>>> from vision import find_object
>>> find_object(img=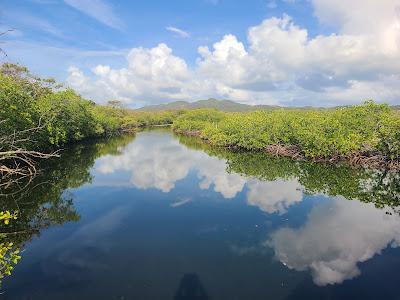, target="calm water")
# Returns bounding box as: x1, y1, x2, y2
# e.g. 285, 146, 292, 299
1, 129, 400, 300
